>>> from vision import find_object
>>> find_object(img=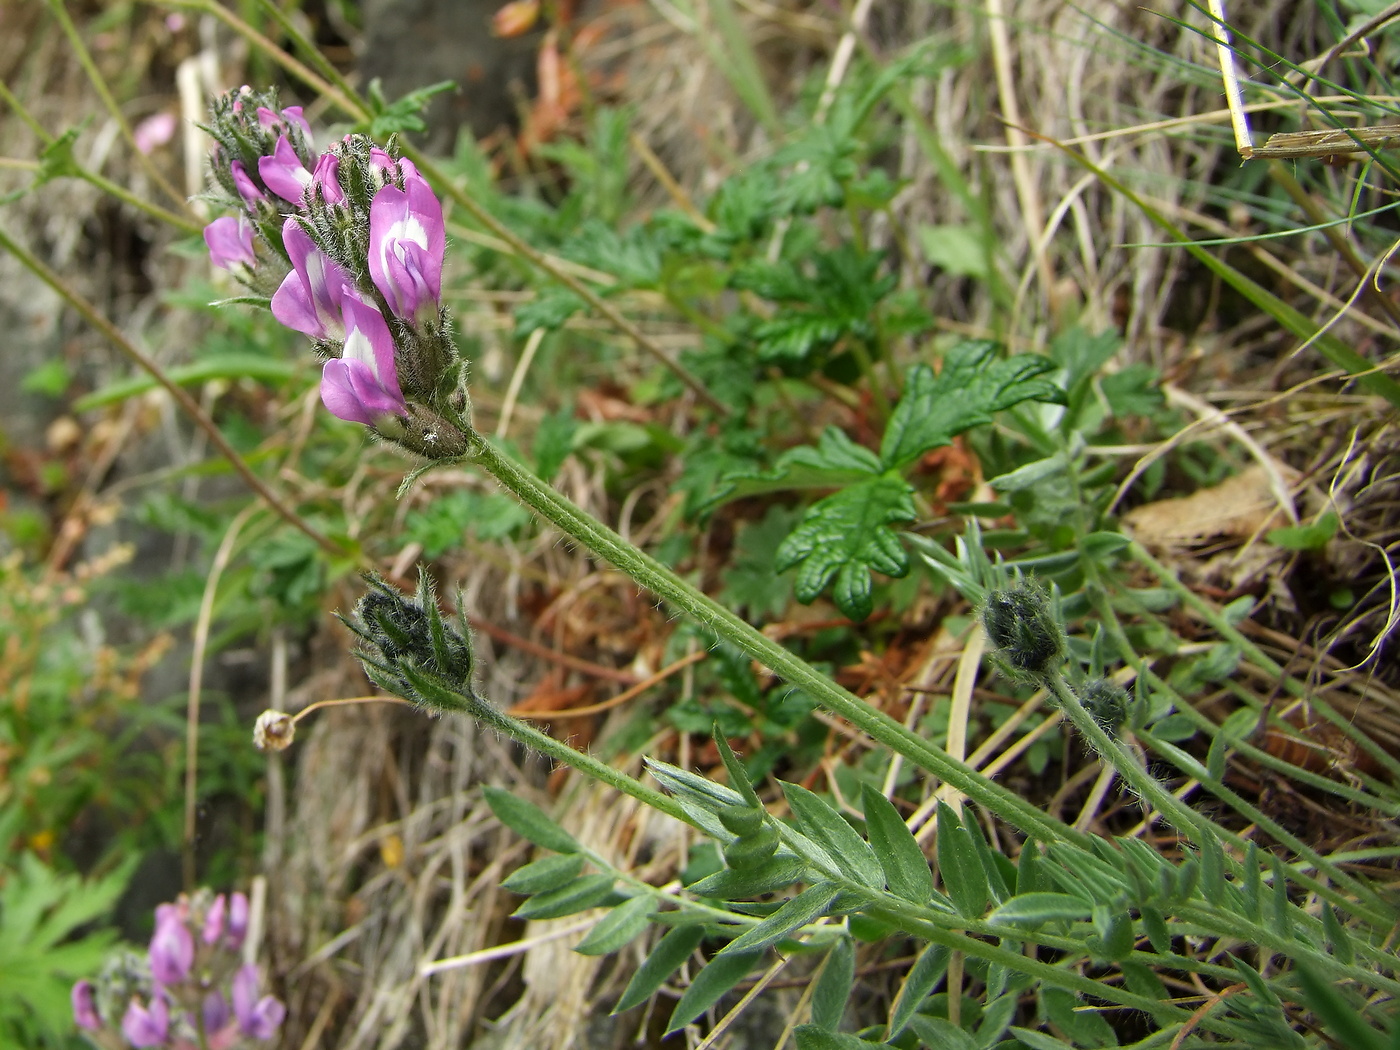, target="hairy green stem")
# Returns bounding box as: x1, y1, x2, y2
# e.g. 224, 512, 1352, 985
1072, 580, 1394, 924
453, 425, 1086, 848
